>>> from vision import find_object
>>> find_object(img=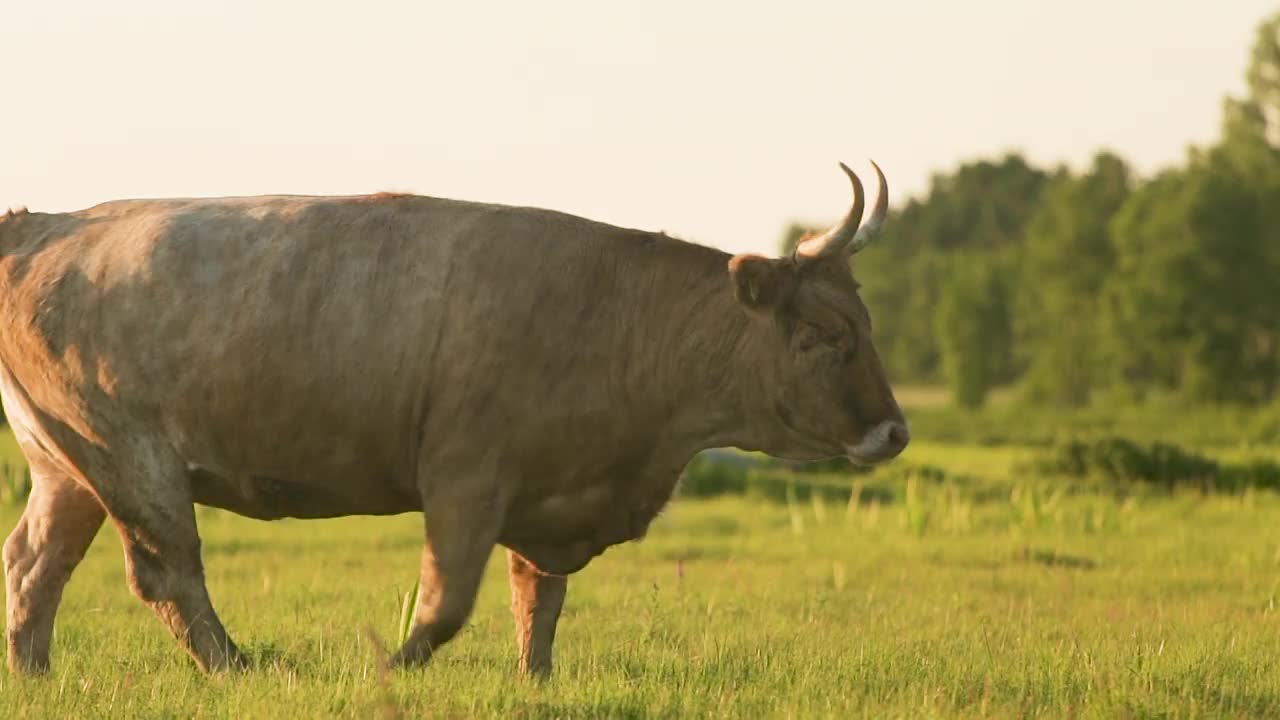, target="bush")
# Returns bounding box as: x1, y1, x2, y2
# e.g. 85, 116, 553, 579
771, 456, 873, 475
905, 402, 1280, 448
678, 455, 749, 498
0, 462, 29, 504
679, 453, 941, 505
1036, 437, 1280, 492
